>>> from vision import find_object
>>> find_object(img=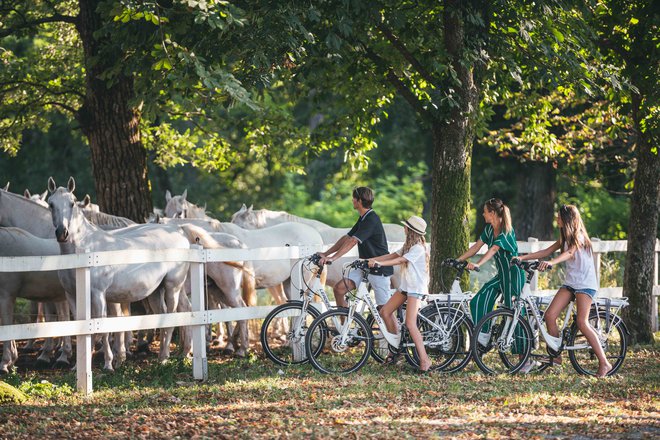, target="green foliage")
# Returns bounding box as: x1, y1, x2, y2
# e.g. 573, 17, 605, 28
559, 180, 630, 240
17, 379, 74, 399
281, 162, 427, 227
0, 381, 27, 404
